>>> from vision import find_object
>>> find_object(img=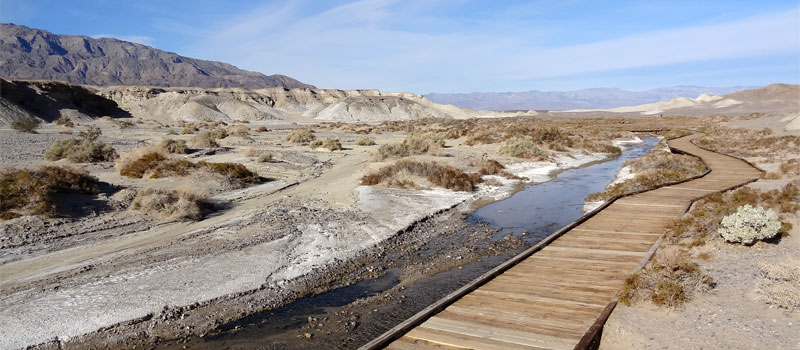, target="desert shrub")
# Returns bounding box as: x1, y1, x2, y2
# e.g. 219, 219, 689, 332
44, 126, 117, 163
0, 166, 99, 218
603, 145, 622, 155
131, 188, 211, 221
255, 126, 270, 132
78, 126, 102, 142
665, 183, 798, 246
257, 153, 273, 163
375, 143, 409, 159
498, 138, 548, 160
373, 134, 444, 160
322, 138, 343, 151
404, 133, 444, 154
119, 152, 169, 178
619, 248, 713, 307
529, 126, 573, 147
356, 138, 376, 146
197, 161, 260, 184
465, 131, 501, 146
11, 117, 41, 133
309, 139, 323, 148
159, 139, 188, 154
118, 148, 259, 184
586, 150, 707, 202
181, 125, 198, 134
54, 116, 74, 127
227, 125, 250, 136
472, 159, 523, 180
150, 159, 196, 178
362, 160, 480, 191
286, 129, 316, 143
191, 128, 228, 148
718, 205, 781, 245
